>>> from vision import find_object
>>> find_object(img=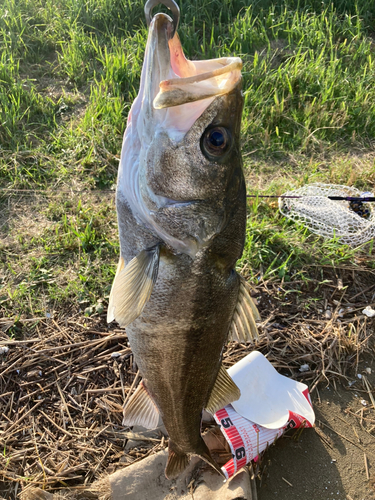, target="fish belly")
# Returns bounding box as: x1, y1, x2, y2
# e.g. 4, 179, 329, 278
126, 249, 239, 453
